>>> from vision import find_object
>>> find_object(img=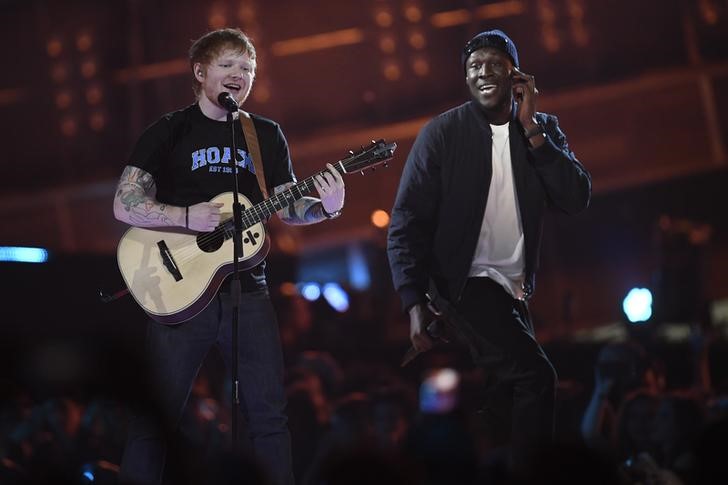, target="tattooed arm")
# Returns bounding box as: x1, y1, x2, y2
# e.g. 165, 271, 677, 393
113, 165, 181, 227
275, 183, 328, 225
113, 165, 223, 231
276, 163, 346, 225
